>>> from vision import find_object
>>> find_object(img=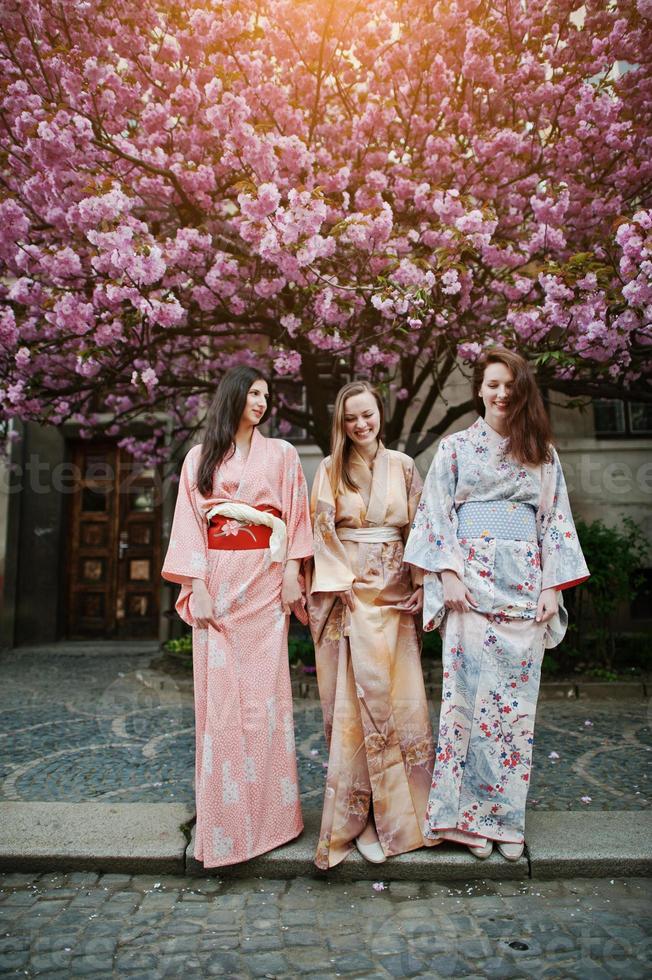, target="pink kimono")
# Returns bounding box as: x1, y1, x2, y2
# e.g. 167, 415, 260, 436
162, 429, 313, 867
